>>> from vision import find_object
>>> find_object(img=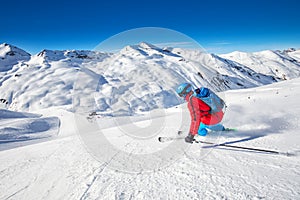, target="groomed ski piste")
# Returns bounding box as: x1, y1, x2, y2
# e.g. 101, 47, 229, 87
1, 77, 300, 199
